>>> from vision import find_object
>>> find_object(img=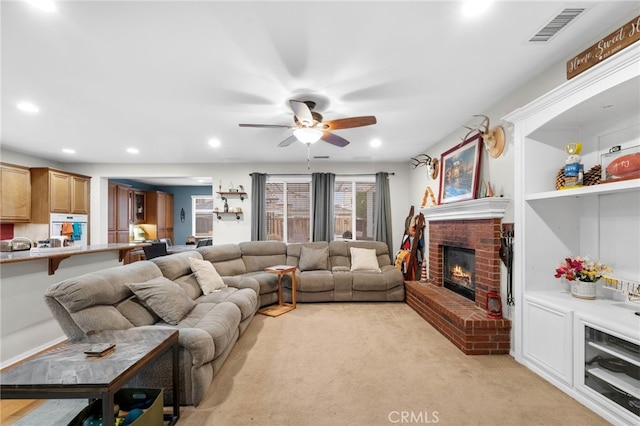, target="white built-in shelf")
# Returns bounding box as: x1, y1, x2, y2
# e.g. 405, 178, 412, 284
525, 179, 640, 201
